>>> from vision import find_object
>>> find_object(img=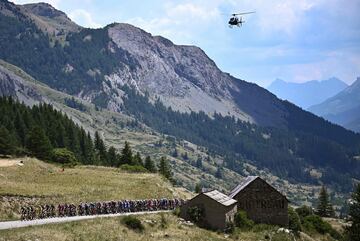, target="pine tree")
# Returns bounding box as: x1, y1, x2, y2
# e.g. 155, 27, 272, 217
0, 126, 15, 155
133, 152, 143, 166
195, 183, 201, 193
14, 112, 26, 146
83, 132, 95, 165
26, 126, 52, 160
120, 141, 133, 165
159, 157, 172, 180
346, 183, 360, 241
107, 146, 117, 166
316, 186, 334, 217
67, 125, 80, 156
94, 131, 107, 164
55, 123, 67, 148
145, 156, 156, 172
